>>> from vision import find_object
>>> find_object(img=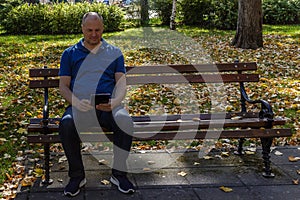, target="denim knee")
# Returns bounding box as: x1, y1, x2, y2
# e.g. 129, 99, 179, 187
59, 114, 77, 139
